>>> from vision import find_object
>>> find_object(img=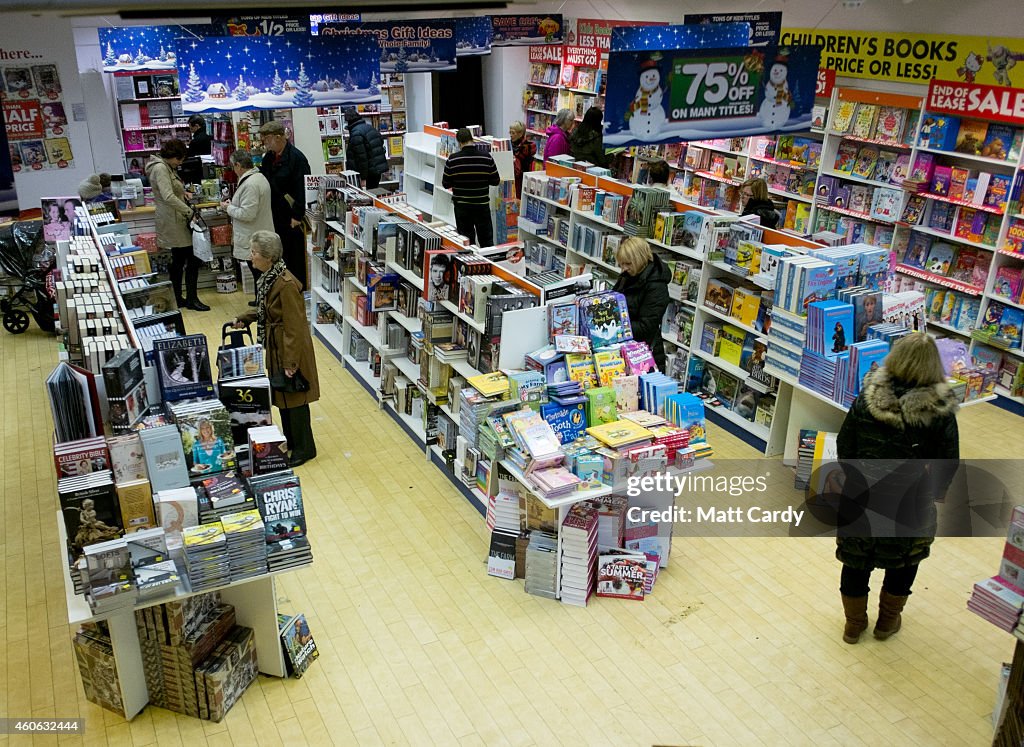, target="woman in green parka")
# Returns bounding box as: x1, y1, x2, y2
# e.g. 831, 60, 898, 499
835, 333, 960, 644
